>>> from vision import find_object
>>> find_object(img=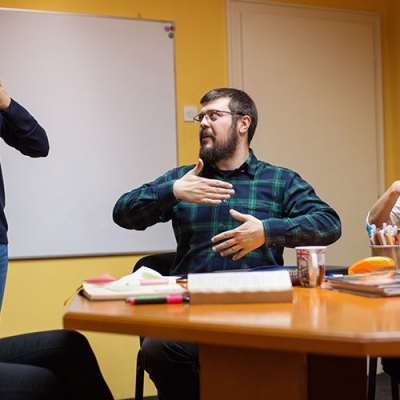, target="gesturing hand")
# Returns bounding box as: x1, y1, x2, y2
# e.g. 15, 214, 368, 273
0, 80, 11, 112
211, 209, 265, 260
173, 159, 234, 204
